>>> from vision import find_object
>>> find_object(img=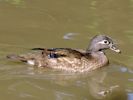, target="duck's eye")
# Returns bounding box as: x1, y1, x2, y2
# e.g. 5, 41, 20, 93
103, 40, 109, 44
98, 40, 110, 45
